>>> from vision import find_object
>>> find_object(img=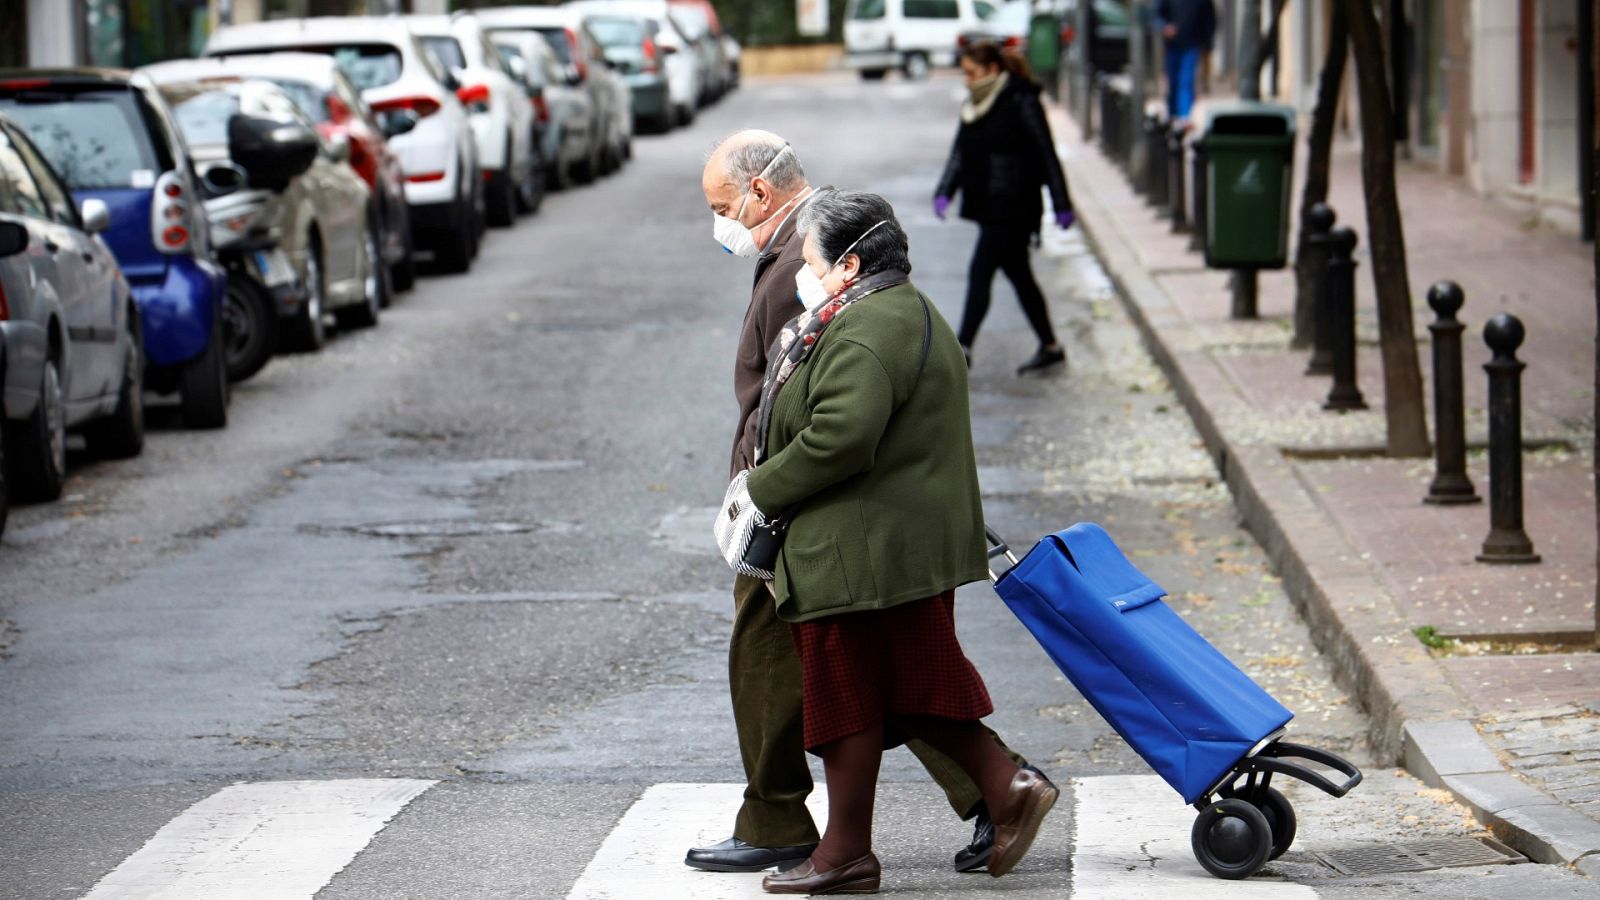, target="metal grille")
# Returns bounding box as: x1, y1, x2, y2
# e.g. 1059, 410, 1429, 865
1314, 838, 1525, 876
